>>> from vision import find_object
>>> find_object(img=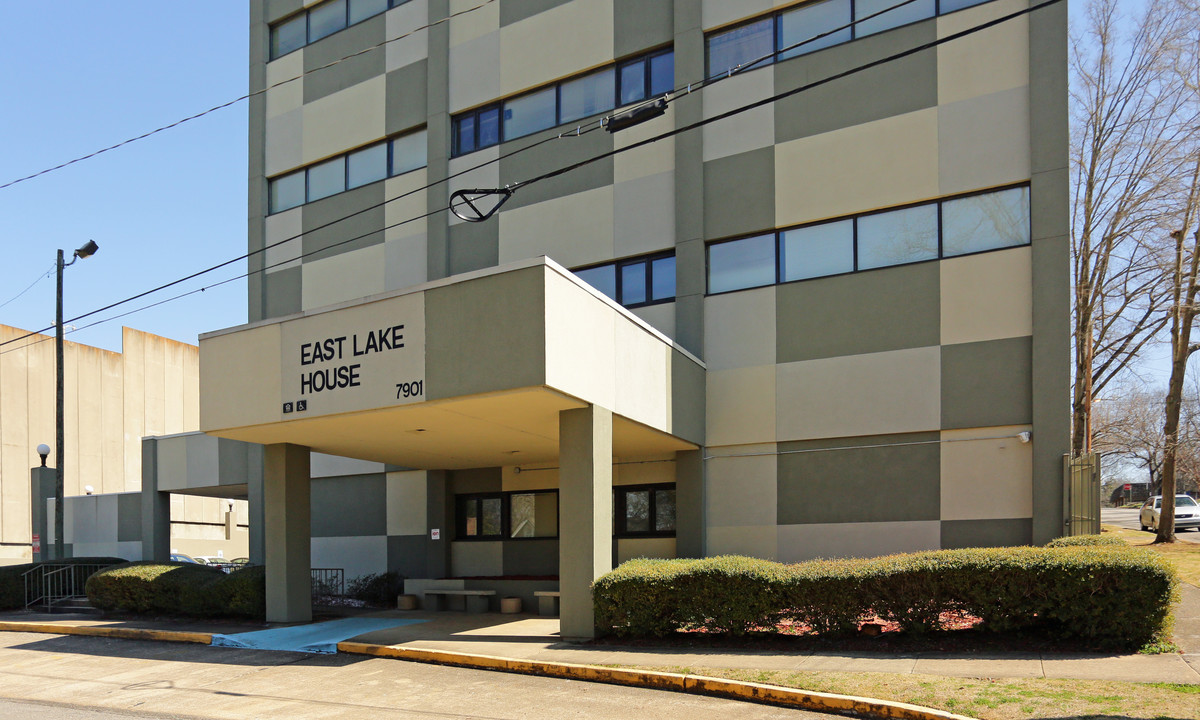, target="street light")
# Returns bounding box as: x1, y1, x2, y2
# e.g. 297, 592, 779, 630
54, 240, 99, 560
